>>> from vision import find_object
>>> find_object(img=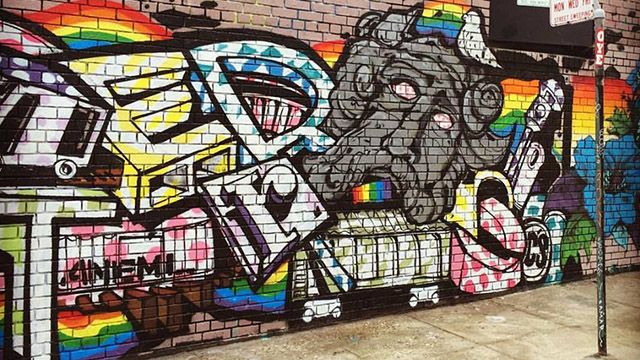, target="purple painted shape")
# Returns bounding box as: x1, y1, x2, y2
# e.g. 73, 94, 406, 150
544, 172, 587, 214
0, 56, 72, 95
220, 186, 271, 262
